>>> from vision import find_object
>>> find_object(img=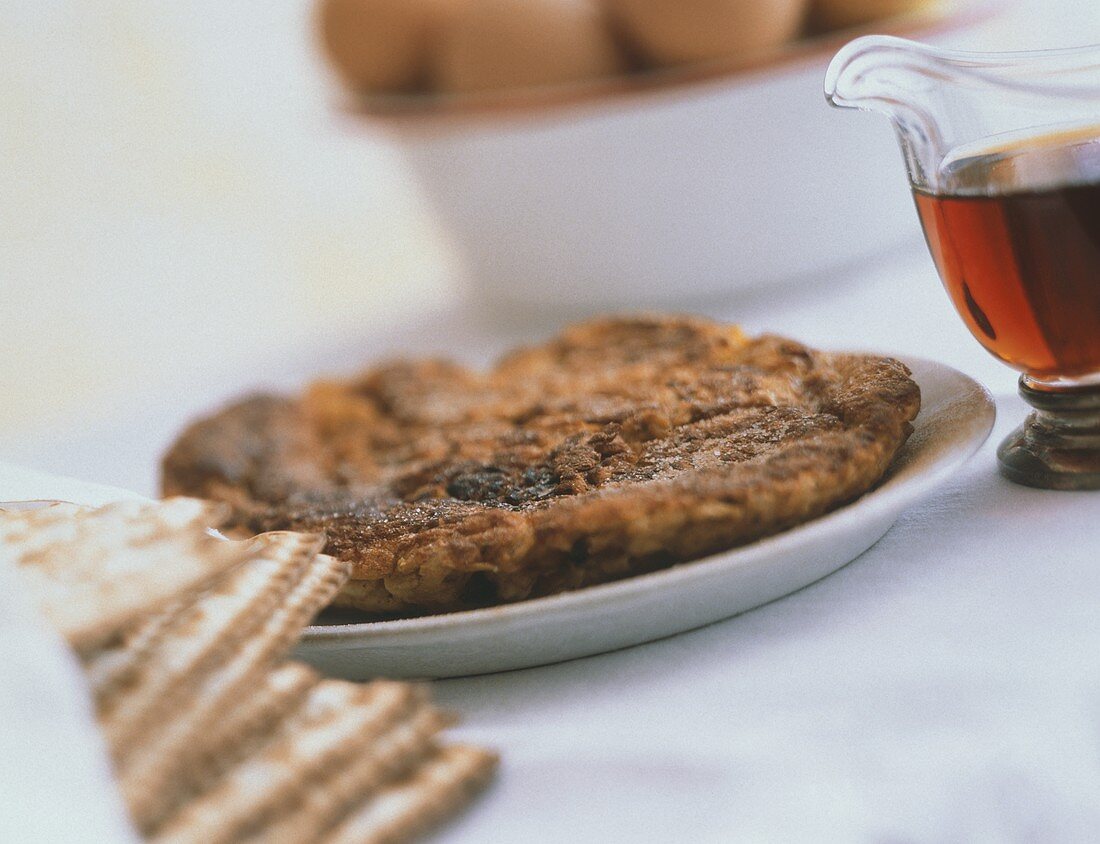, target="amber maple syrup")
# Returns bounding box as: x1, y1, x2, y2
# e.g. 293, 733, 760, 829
914, 125, 1100, 382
